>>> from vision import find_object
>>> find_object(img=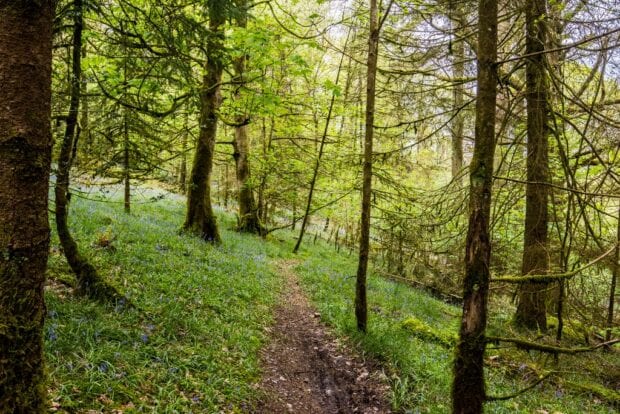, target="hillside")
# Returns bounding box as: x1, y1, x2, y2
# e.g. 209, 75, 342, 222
45, 187, 618, 413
